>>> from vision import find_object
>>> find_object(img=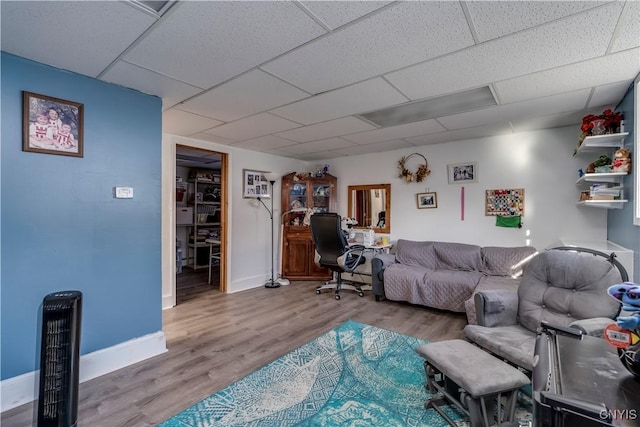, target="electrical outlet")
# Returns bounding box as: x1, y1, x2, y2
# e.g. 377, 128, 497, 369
114, 187, 134, 199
